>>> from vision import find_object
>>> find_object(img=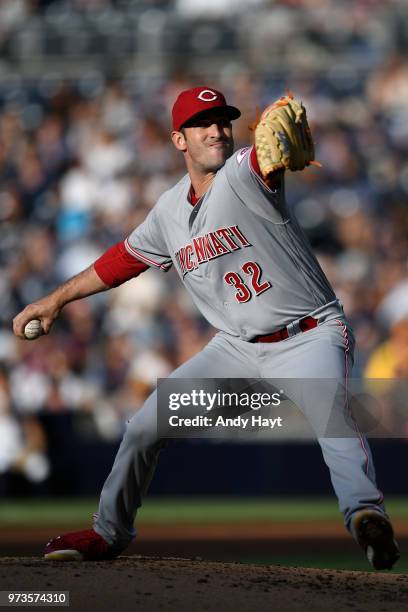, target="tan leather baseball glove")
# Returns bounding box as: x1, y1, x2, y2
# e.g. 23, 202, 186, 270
254, 93, 320, 178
